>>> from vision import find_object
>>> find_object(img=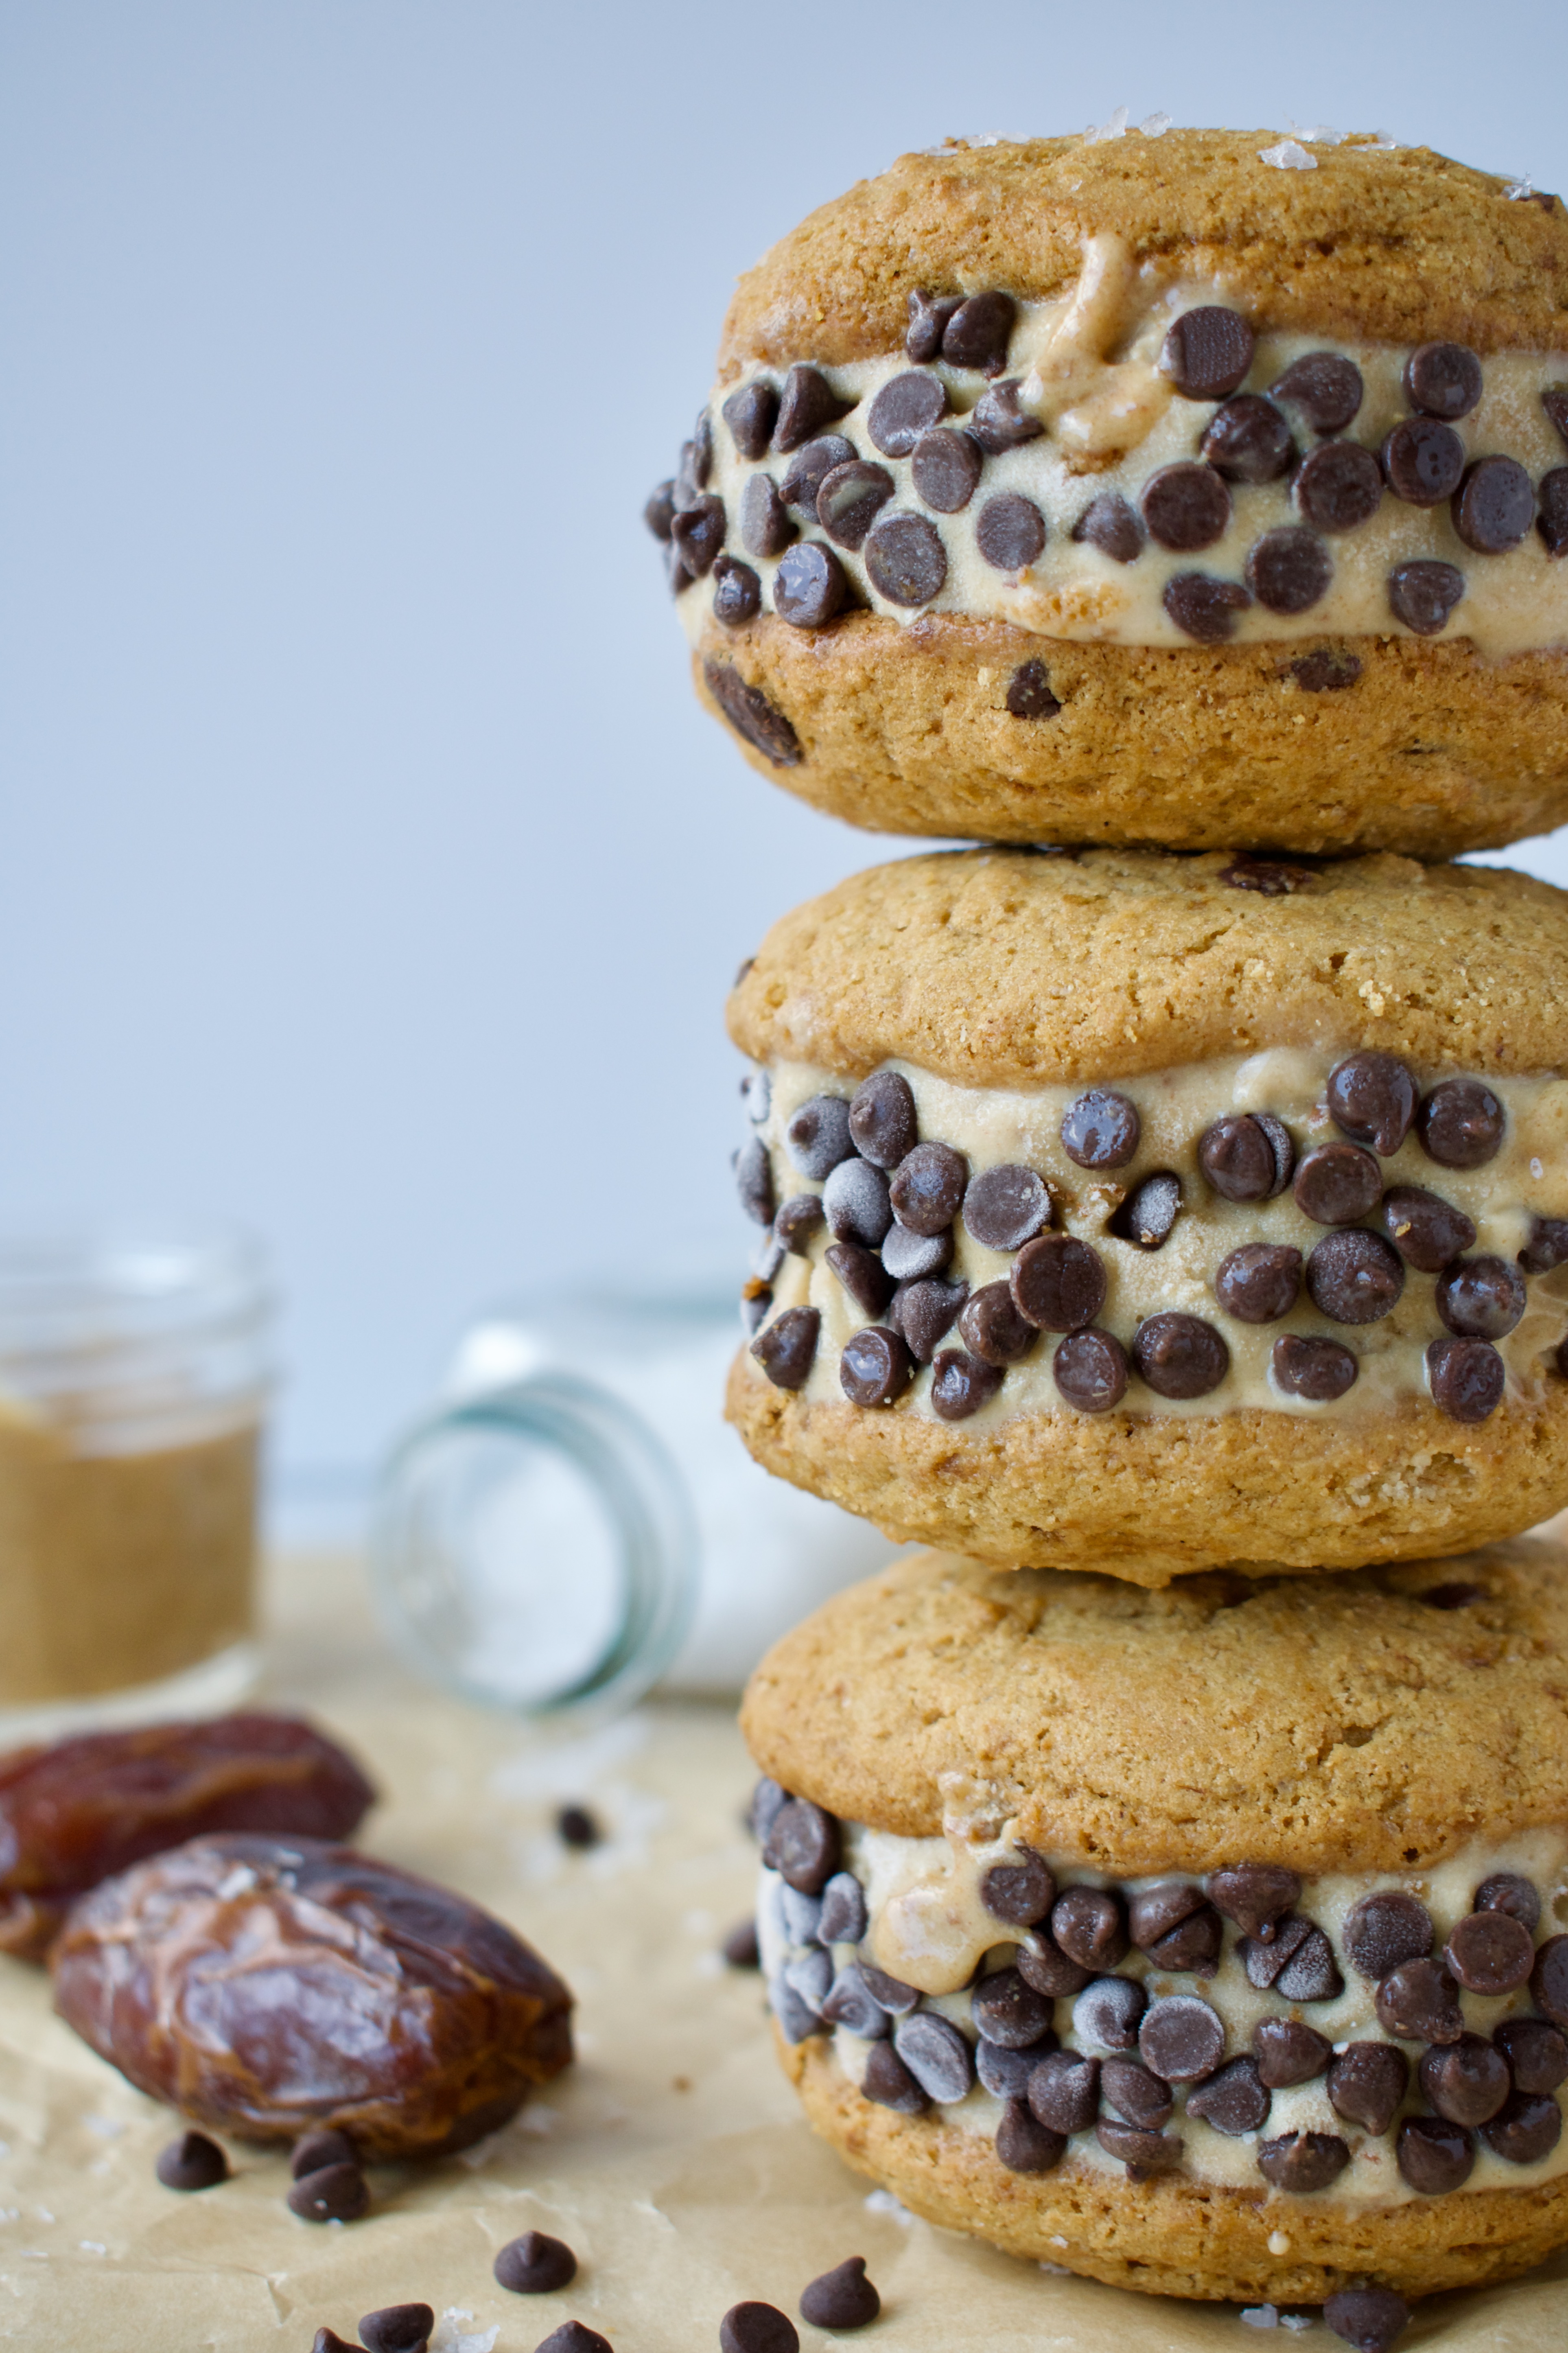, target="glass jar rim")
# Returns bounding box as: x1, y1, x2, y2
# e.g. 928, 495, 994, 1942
0, 1227, 272, 1363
